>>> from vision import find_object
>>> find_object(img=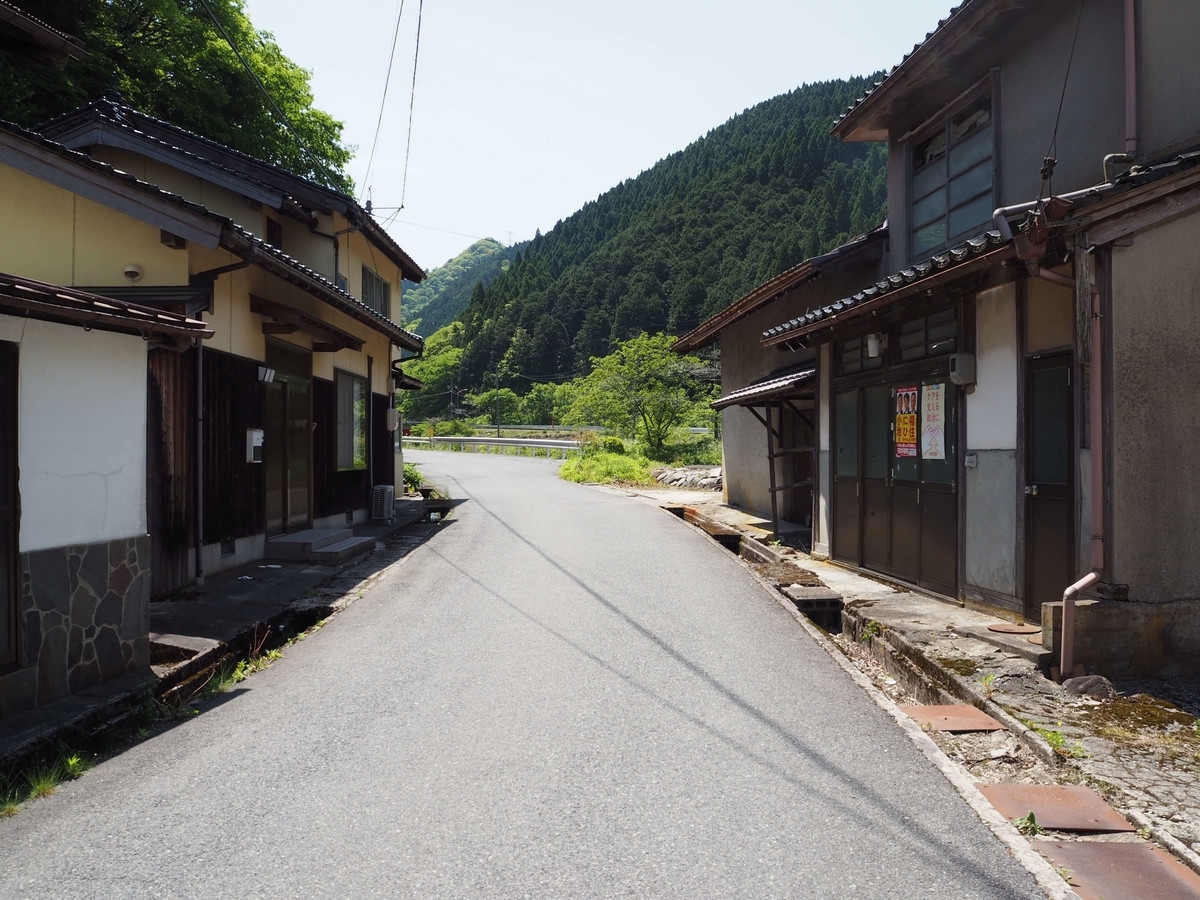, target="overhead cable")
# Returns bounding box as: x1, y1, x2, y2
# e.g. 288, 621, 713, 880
399, 0, 424, 207
361, 0, 408, 199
